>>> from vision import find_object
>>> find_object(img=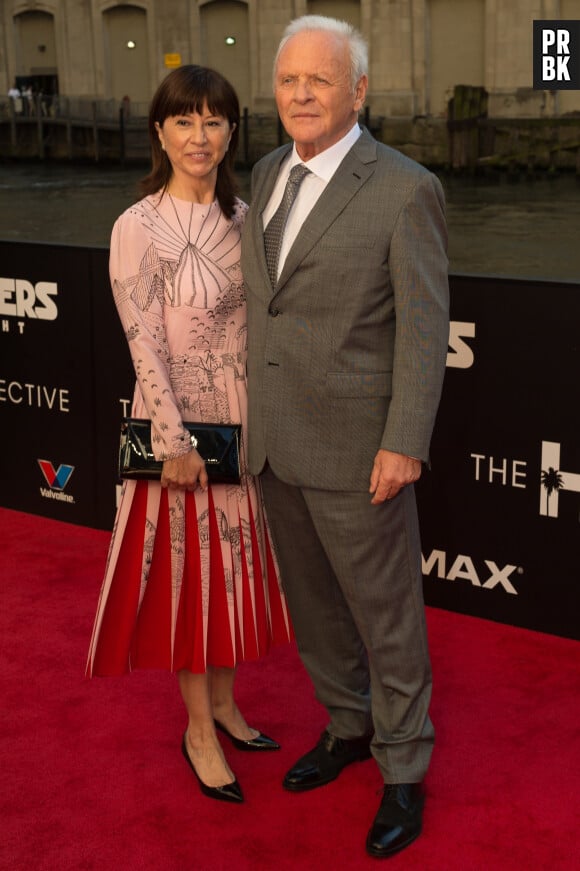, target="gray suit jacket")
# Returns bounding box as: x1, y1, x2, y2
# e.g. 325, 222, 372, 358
241, 128, 449, 490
